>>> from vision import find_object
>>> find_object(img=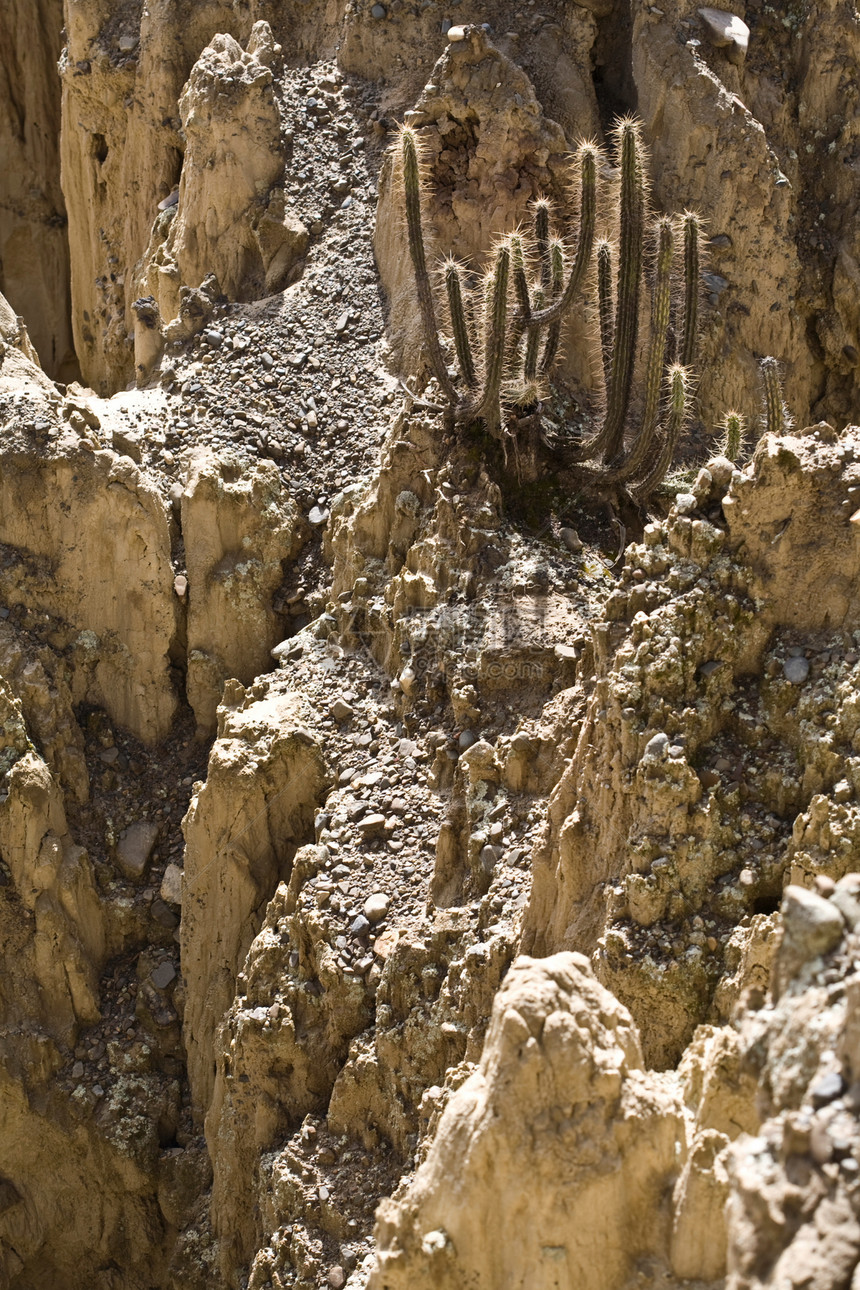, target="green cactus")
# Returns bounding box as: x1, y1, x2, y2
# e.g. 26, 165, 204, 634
391, 112, 703, 496
717, 409, 747, 462
760, 356, 791, 436
562, 126, 701, 495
